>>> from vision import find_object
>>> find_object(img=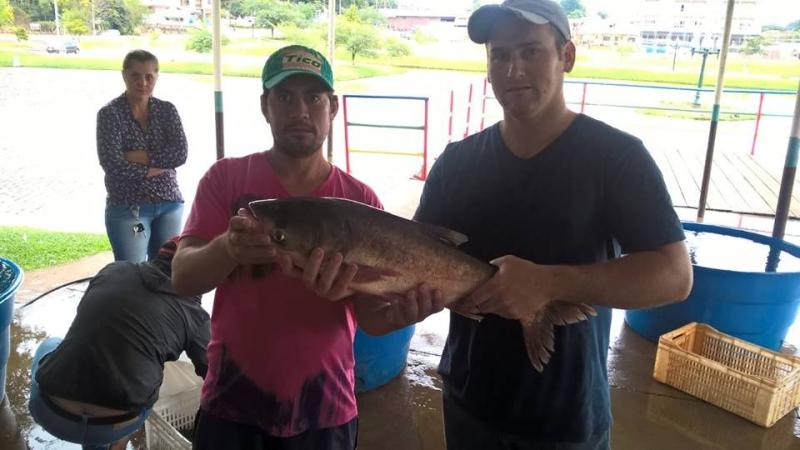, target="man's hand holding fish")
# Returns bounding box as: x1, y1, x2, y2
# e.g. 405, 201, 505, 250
467, 255, 559, 321
221, 208, 278, 265
276, 246, 447, 335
